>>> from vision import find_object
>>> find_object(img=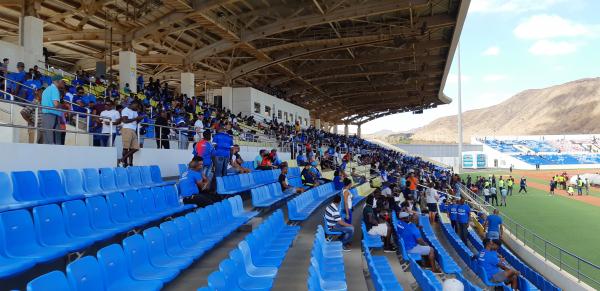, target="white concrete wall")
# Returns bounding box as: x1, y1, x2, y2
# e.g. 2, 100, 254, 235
0, 40, 25, 72
232, 87, 251, 116
118, 51, 137, 93
180, 72, 195, 98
